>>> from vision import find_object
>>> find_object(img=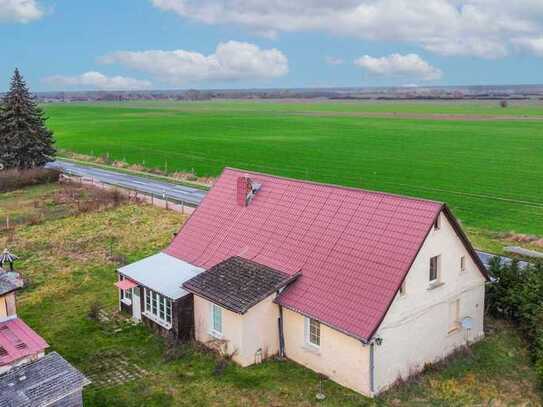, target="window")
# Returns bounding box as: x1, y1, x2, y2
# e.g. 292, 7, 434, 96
143, 288, 172, 328
119, 276, 132, 304
399, 280, 406, 296
210, 304, 222, 337
305, 317, 321, 348
434, 215, 440, 230
460, 256, 466, 272
429, 255, 440, 283
449, 299, 460, 333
